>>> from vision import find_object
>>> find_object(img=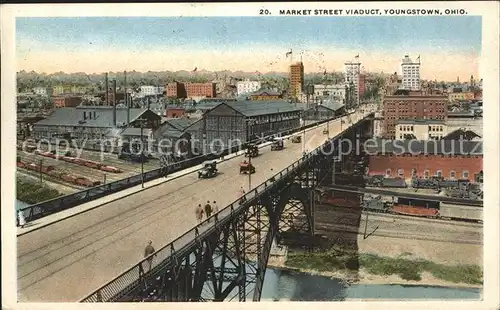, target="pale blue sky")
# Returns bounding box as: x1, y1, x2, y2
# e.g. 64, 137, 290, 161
17, 16, 481, 51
